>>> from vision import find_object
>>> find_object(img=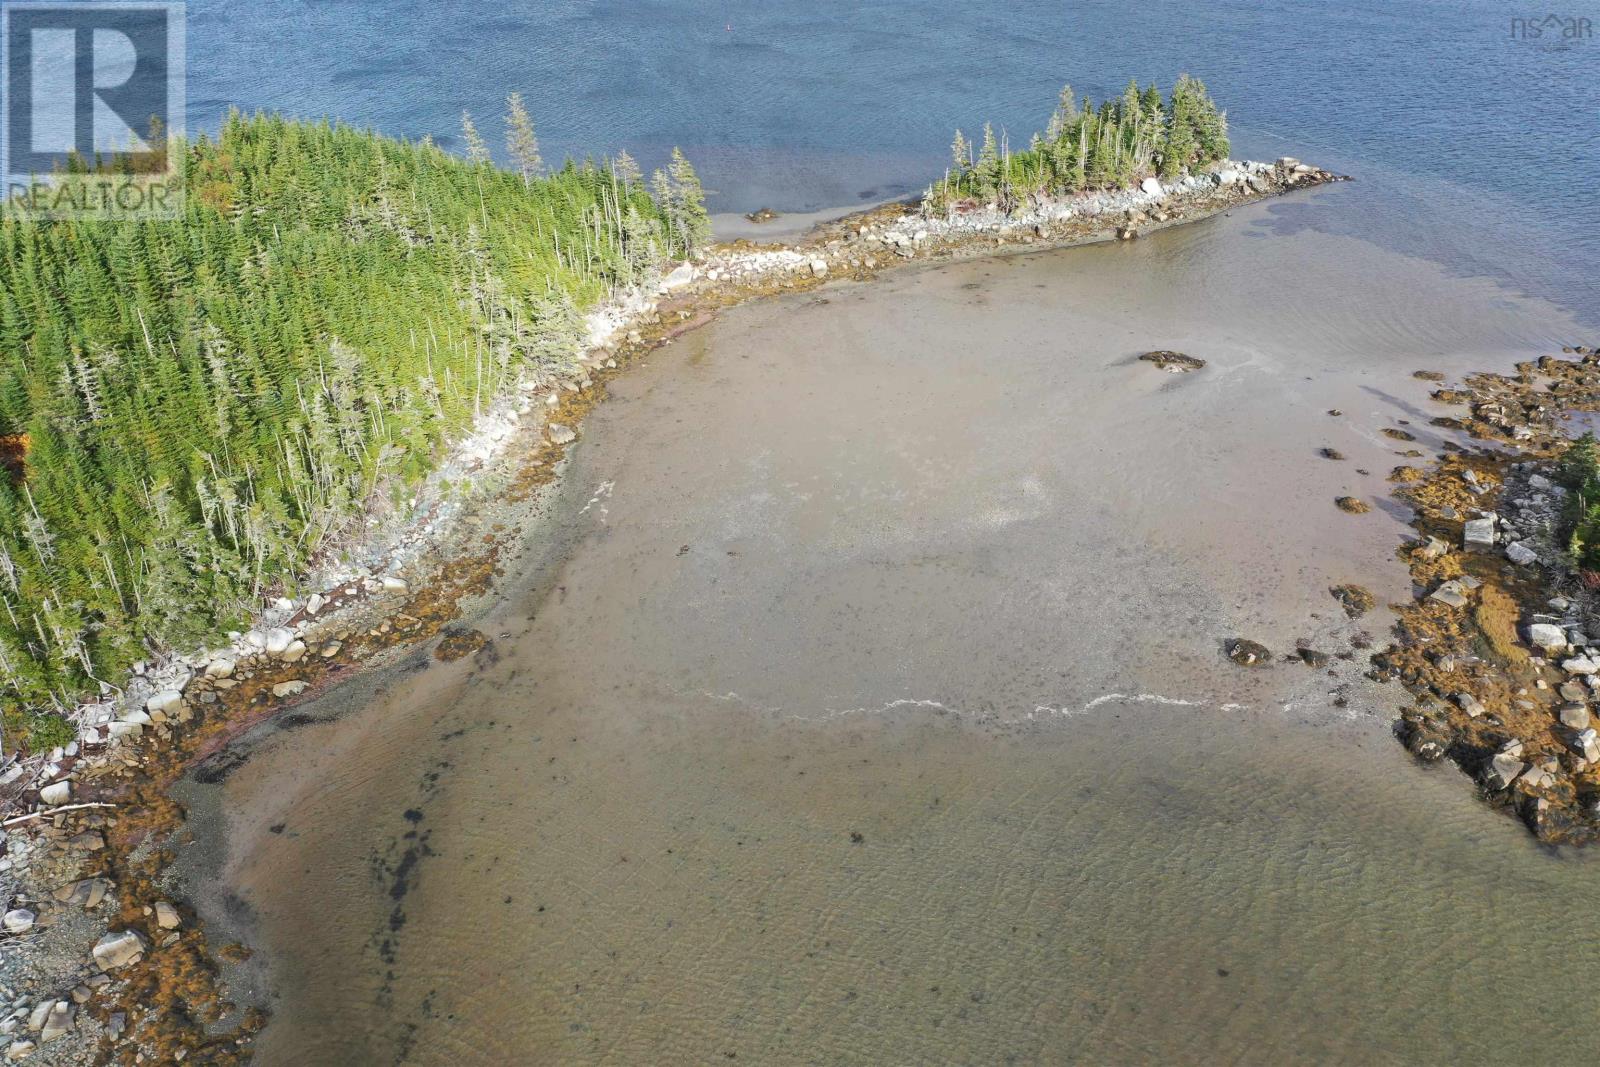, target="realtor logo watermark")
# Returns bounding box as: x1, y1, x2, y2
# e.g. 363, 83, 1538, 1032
1, 2, 184, 220
1510, 13, 1593, 45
